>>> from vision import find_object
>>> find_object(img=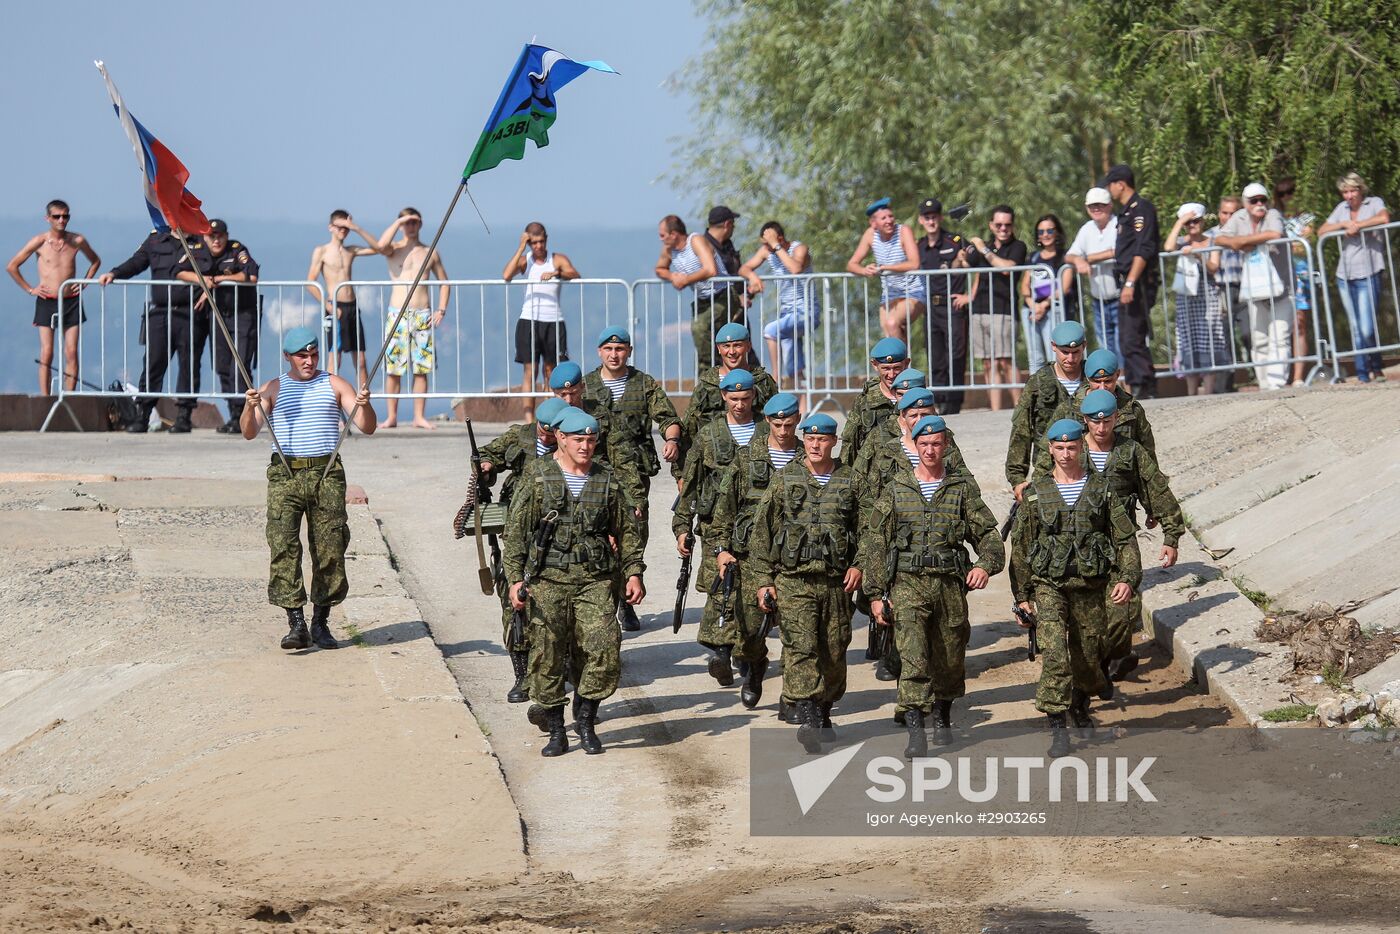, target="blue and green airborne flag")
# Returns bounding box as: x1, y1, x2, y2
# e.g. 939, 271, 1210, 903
463, 44, 617, 180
